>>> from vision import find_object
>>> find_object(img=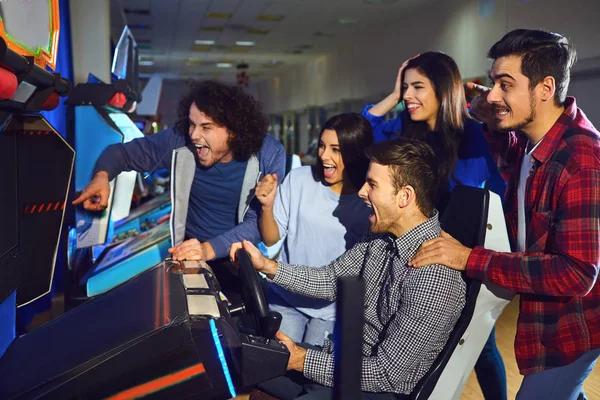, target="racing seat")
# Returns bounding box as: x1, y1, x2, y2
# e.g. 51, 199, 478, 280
411, 185, 514, 400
